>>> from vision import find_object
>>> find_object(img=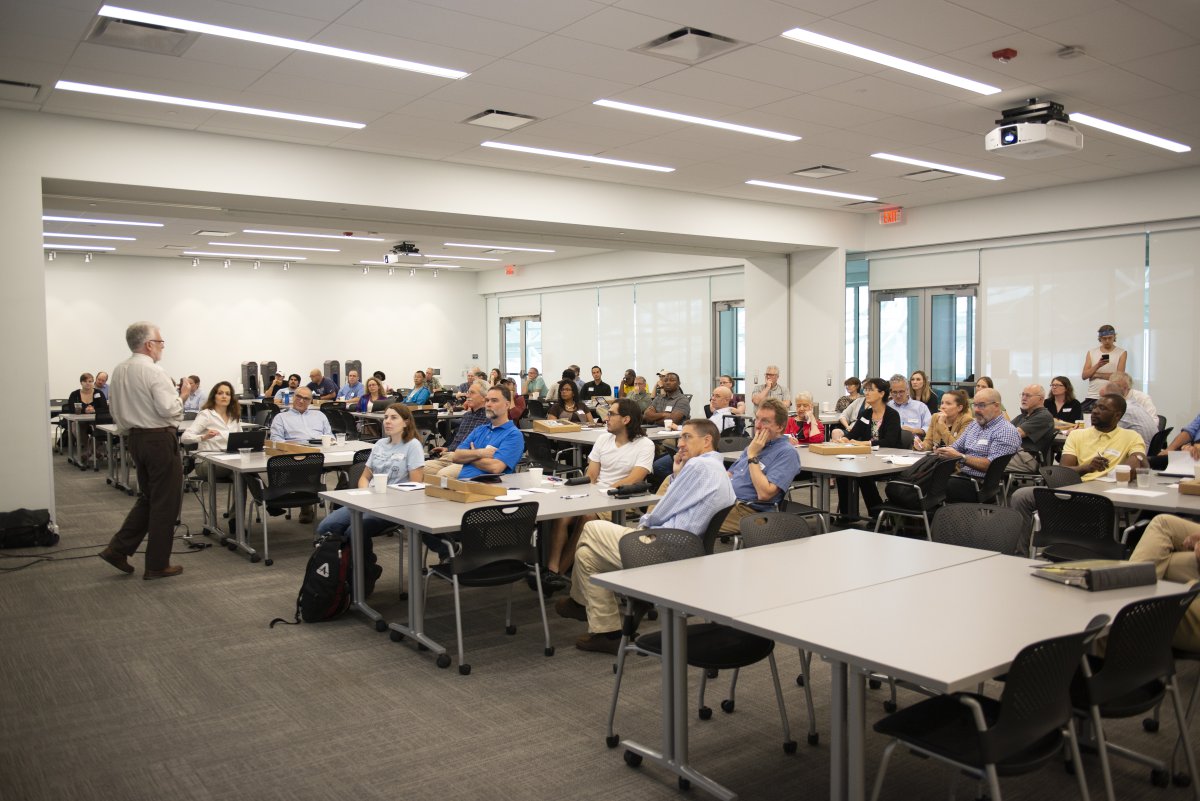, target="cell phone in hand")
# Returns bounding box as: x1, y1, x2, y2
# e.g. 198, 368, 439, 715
1099, 354, 1110, 361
